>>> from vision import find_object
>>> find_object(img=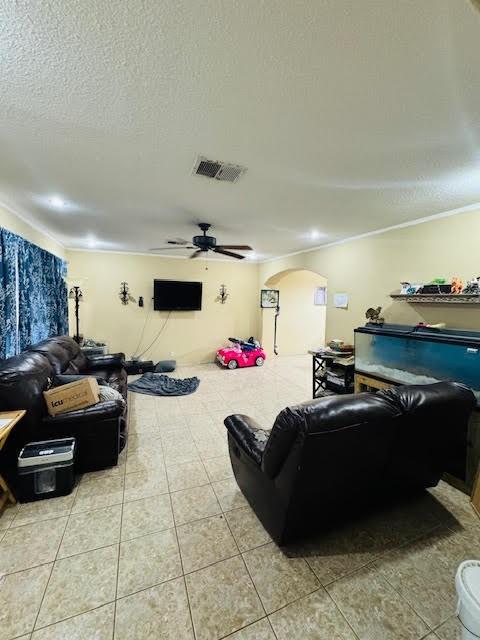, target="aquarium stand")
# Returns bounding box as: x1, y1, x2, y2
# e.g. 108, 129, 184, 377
354, 372, 396, 394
